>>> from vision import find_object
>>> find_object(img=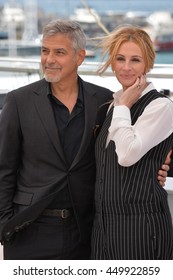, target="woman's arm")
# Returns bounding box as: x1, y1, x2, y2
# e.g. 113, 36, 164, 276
108, 98, 173, 166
